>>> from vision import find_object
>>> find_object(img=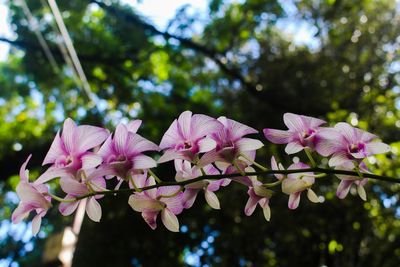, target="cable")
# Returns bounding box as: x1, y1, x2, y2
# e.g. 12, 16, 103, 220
18, 0, 60, 72
47, 0, 98, 106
